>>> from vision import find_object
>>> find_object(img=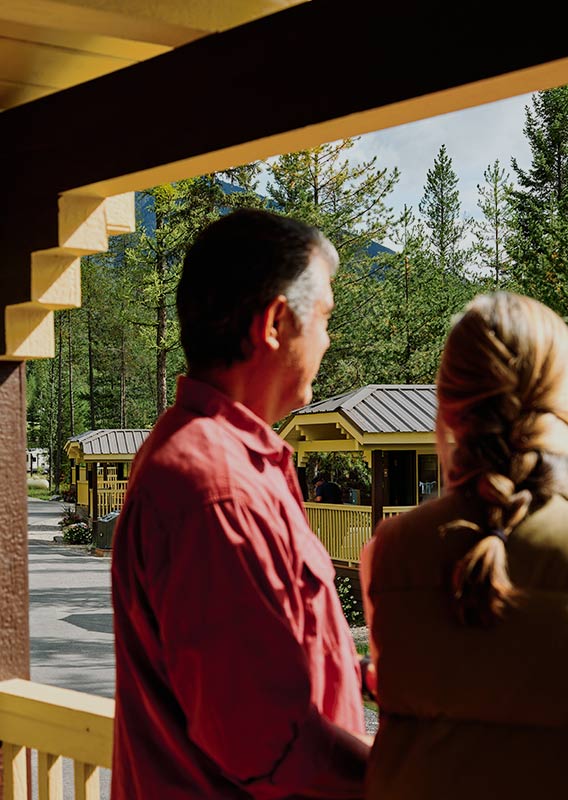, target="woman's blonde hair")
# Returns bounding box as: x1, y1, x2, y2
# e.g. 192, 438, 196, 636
436, 292, 568, 626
